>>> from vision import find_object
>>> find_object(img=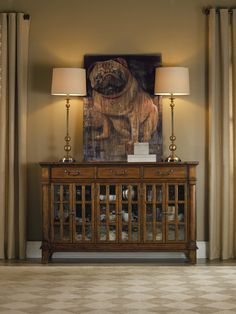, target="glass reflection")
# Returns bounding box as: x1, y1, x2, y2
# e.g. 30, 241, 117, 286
75, 185, 82, 201
63, 203, 69, 222
54, 203, 60, 222
168, 185, 175, 201
156, 185, 162, 202
54, 185, 60, 202
63, 225, 70, 240
156, 225, 162, 241
122, 225, 128, 240
54, 226, 60, 241
99, 185, 106, 201
76, 204, 82, 223
85, 204, 91, 222
63, 185, 69, 201
168, 225, 175, 240
109, 225, 116, 241
76, 225, 82, 241
85, 225, 91, 240
146, 224, 153, 240
146, 185, 152, 202
156, 205, 162, 222
178, 185, 185, 201
100, 224, 106, 240
178, 225, 185, 241
167, 205, 175, 221
85, 185, 91, 201
146, 204, 153, 222
178, 204, 185, 222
